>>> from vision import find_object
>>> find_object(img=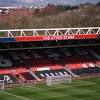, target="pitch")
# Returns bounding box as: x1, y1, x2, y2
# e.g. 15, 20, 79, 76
0, 77, 100, 100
